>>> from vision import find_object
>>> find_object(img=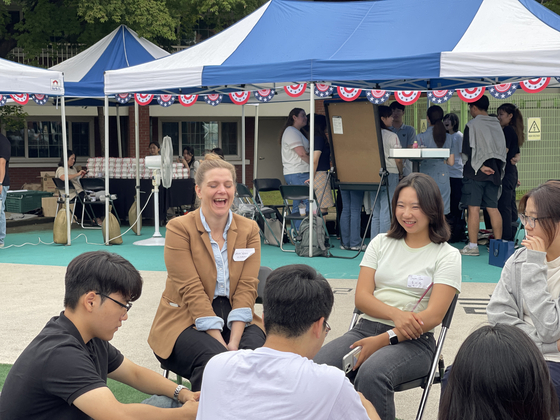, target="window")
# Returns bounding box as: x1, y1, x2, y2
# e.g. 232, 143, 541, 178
161, 119, 239, 158
28, 120, 63, 158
